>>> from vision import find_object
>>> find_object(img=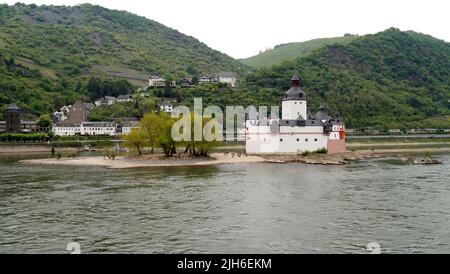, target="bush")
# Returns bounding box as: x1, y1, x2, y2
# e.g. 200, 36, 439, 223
315, 148, 328, 154
0, 133, 48, 142
56, 152, 62, 160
